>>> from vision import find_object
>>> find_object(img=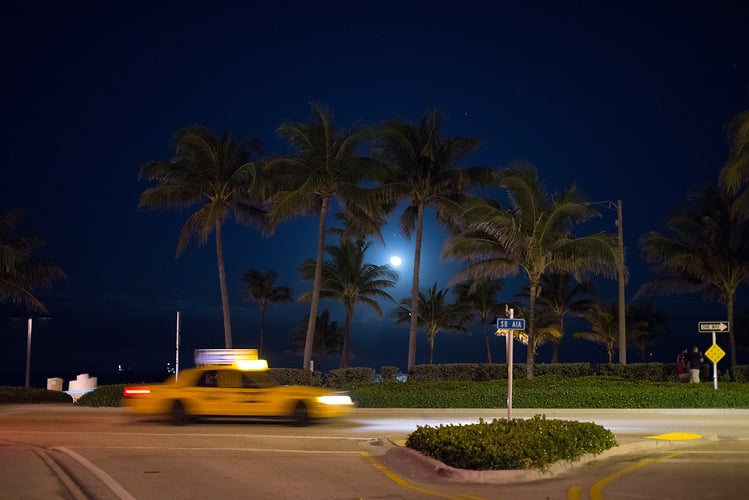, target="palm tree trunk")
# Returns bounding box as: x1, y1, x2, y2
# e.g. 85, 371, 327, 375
428, 335, 435, 364
482, 319, 492, 364
408, 203, 425, 374
727, 293, 737, 370
304, 197, 329, 371
259, 305, 266, 356
552, 314, 564, 363
341, 304, 353, 368
215, 222, 233, 349
526, 279, 539, 380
